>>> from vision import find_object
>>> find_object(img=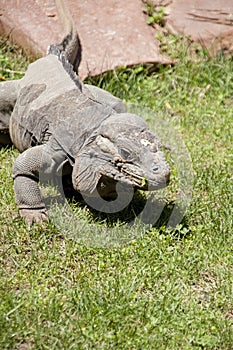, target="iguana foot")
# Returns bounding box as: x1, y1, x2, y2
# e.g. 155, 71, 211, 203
19, 208, 48, 226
